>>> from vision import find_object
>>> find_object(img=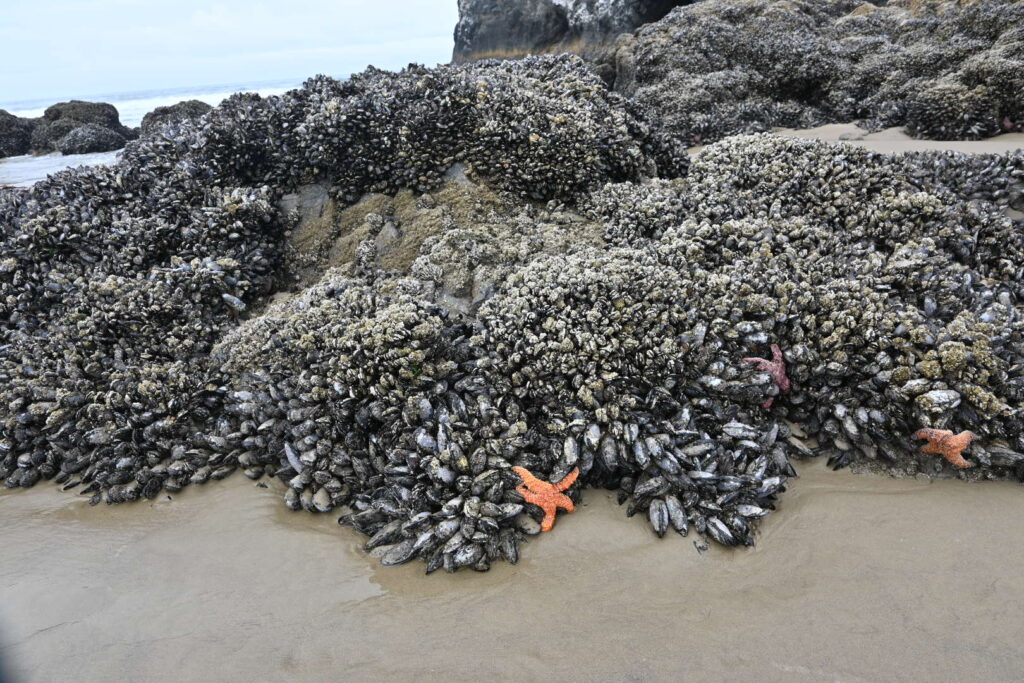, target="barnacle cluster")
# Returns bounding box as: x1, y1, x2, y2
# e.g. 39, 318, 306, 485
618, 0, 1024, 144
1, 50, 1022, 572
